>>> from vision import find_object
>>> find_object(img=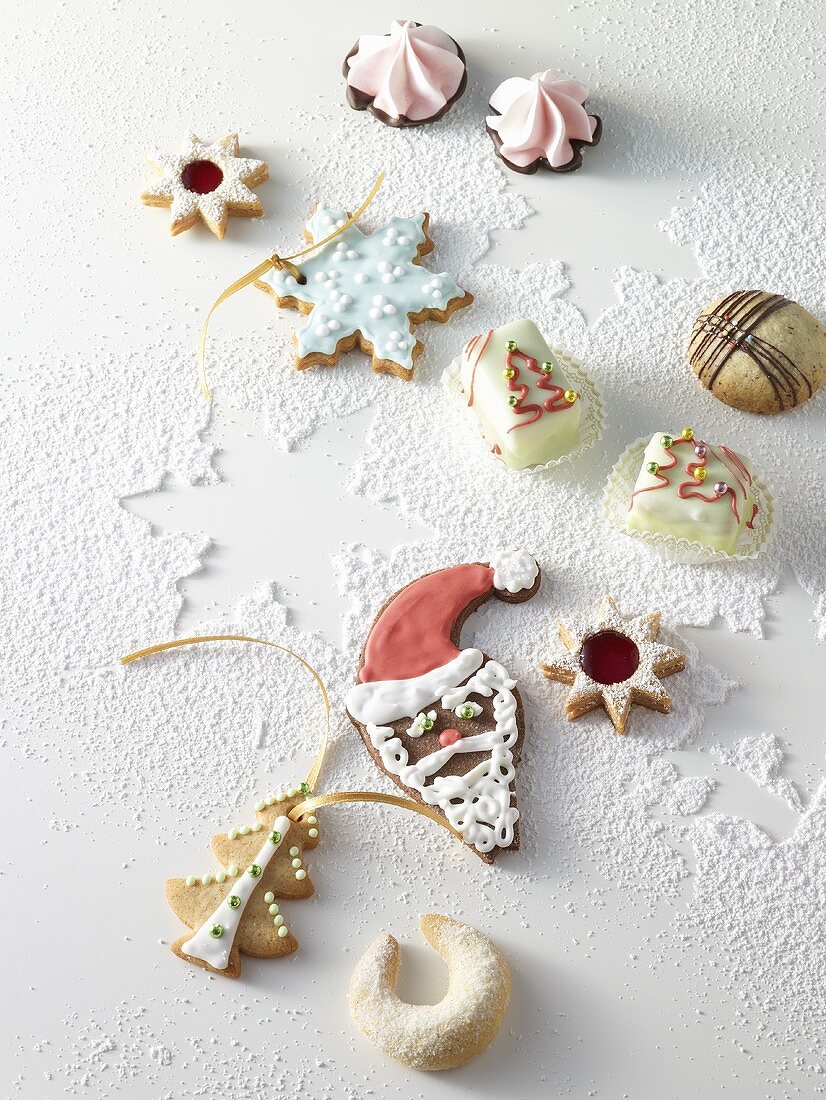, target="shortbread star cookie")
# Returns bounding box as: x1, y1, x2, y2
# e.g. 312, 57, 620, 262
141, 133, 269, 238
256, 204, 473, 379
539, 596, 686, 735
